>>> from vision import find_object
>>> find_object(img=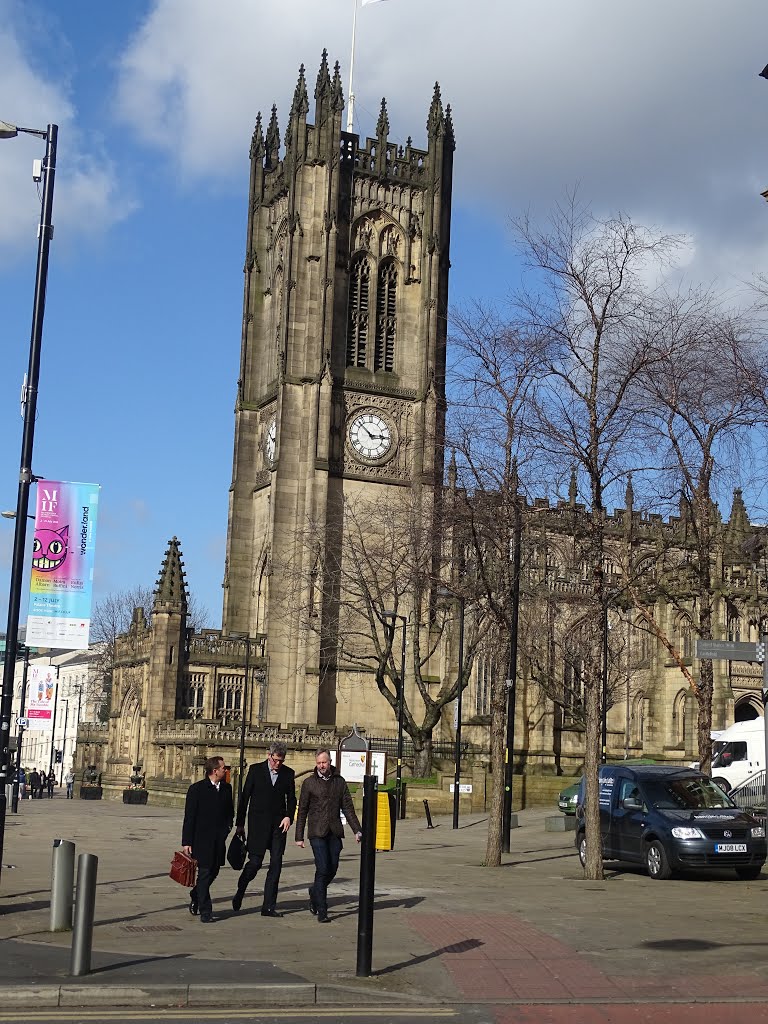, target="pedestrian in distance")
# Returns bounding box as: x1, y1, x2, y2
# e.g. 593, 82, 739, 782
182, 755, 234, 924
16, 767, 26, 801
64, 768, 75, 799
295, 747, 362, 924
28, 768, 40, 799
46, 770, 55, 797
232, 741, 296, 917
